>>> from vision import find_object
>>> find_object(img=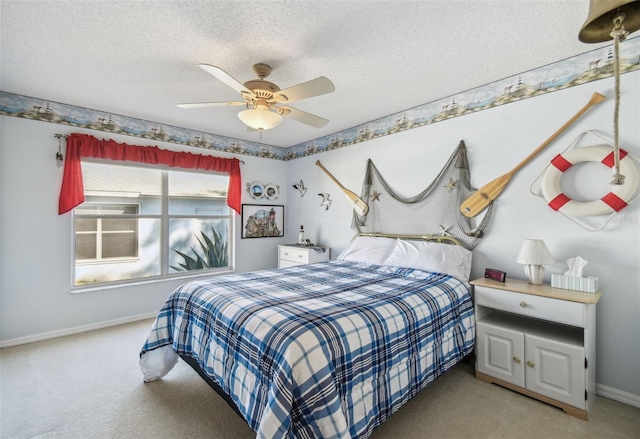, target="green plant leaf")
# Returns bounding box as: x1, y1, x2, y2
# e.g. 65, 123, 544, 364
171, 224, 229, 271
